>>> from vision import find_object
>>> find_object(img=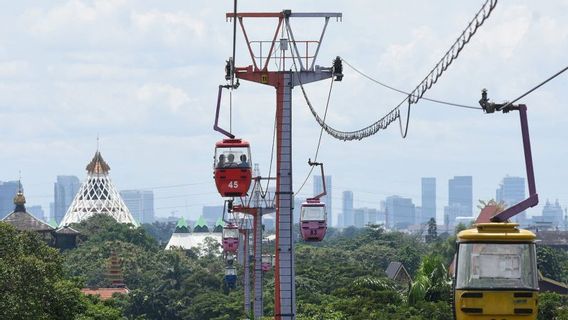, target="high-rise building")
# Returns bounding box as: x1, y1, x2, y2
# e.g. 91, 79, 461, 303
353, 208, 365, 228
120, 190, 155, 224
367, 208, 378, 225
496, 176, 526, 224
539, 199, 564, 228
337, 213, 344, 228
27, 205, 46, 221
421, 177, 436, 223
202, 205, 224, 226
294, 197, 303, 224
342, 190, 354, 227
314, 175, 332, 226
0, 181, 20, 219
53, 175, 81, 224
385, 195, 416, 230
447, 176, 473, 225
